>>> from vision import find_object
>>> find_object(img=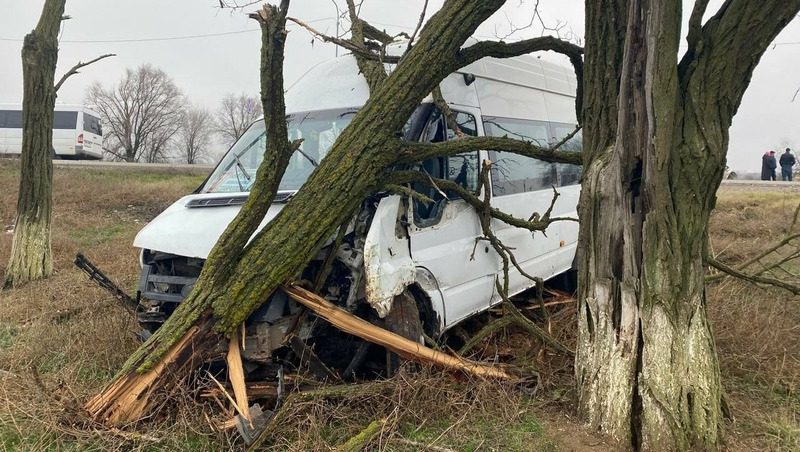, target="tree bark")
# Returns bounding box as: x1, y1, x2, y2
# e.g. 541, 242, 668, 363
576, 0, 800, 450
3, 0, 65, 288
